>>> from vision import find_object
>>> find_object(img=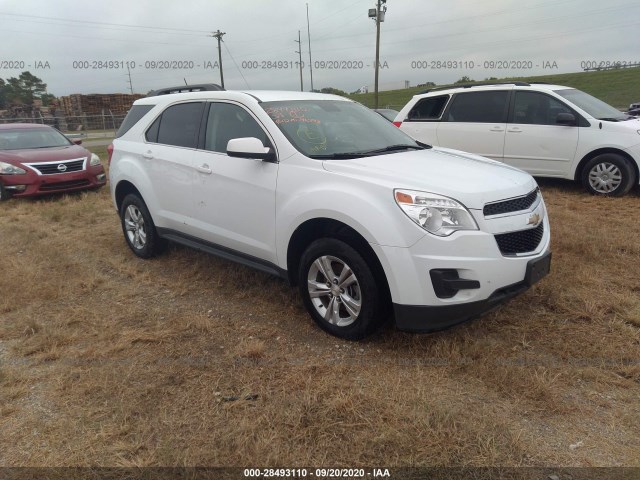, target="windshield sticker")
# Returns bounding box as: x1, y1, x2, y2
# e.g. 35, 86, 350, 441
296, 124, 327, 153
265, 106, 321, 125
